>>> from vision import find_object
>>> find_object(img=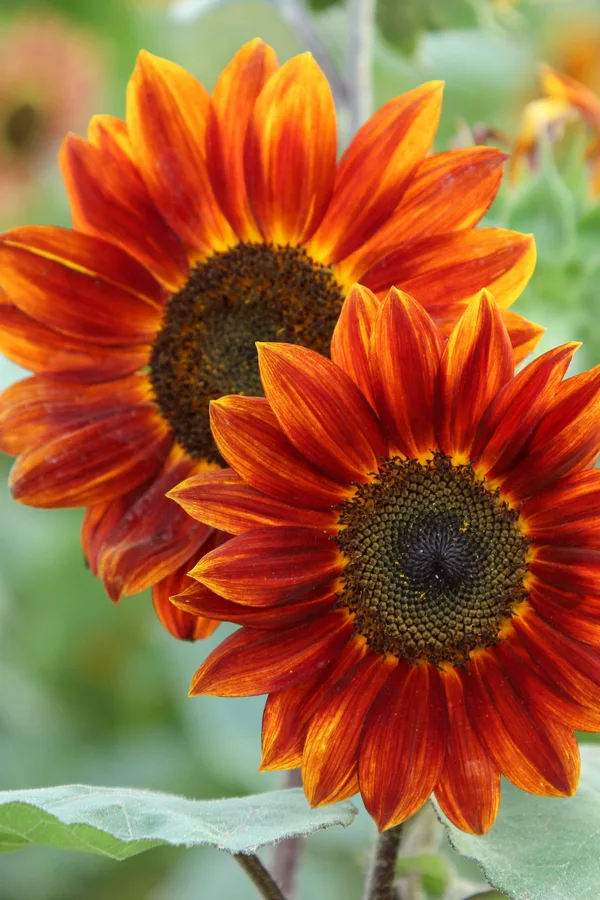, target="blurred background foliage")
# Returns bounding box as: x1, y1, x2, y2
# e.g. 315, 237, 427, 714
0, 0, 599, 897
